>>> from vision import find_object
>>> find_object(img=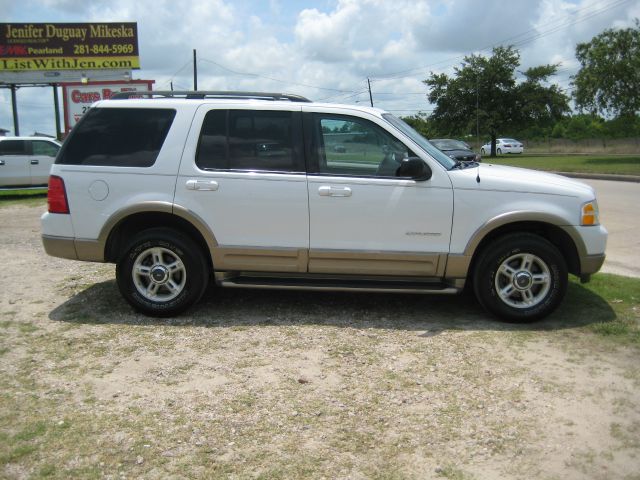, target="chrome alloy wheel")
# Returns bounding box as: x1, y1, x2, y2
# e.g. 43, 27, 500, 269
494, 253, 551, 309
132, 247, 186, 302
